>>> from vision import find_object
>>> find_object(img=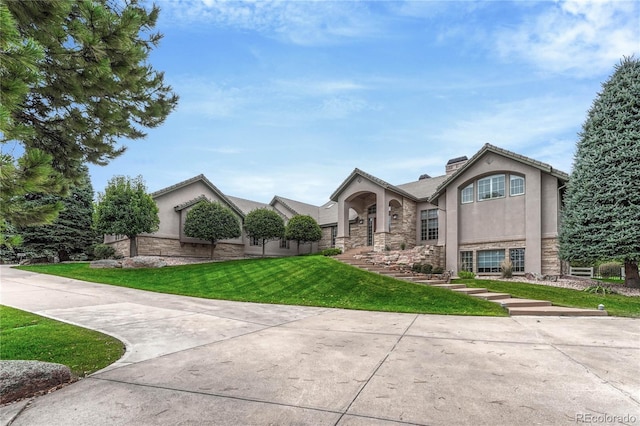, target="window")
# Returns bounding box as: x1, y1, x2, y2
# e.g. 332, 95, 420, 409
420, 209, 438, 240
331, 226, 337, 247
478, 175, 505, 200
280, 238, 290, 249
477, 250, 505, 273
461, 184, 474, 204
509, 248, 525, 273
250, 236, 260, 246
460, 251, 473, 272
510, 175, 525, 196
367, 204, 377, 214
